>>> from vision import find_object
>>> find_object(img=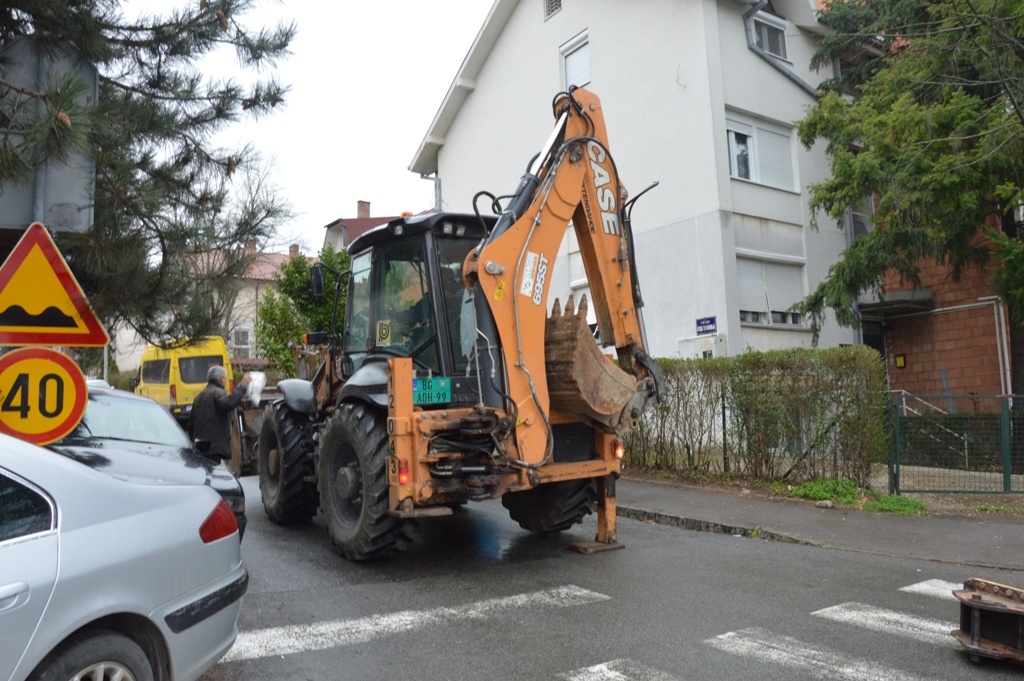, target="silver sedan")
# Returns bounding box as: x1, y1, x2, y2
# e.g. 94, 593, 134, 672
0, 433, 247, 681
